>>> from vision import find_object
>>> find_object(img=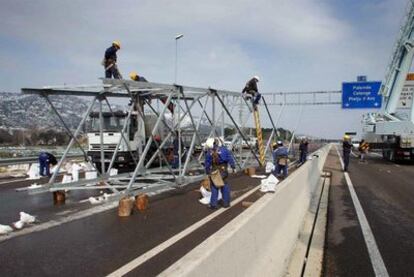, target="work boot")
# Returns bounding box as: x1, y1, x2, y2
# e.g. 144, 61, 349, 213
222, 203, 230, 208
208, 205, 218, 210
